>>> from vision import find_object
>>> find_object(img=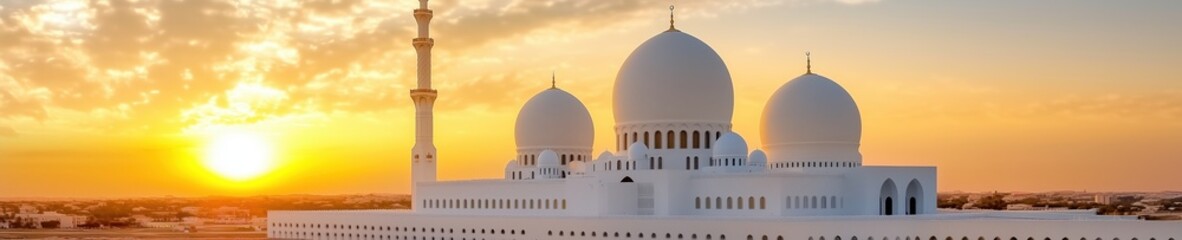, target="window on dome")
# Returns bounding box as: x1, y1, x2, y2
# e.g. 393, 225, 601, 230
645, 132, 650, 147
